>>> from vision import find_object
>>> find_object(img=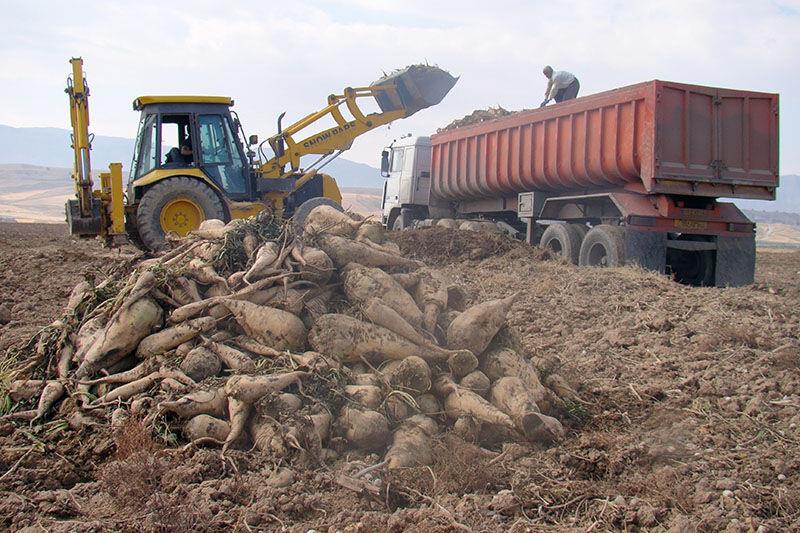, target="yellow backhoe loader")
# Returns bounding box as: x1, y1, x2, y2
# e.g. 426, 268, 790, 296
64, 57, 457, 250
